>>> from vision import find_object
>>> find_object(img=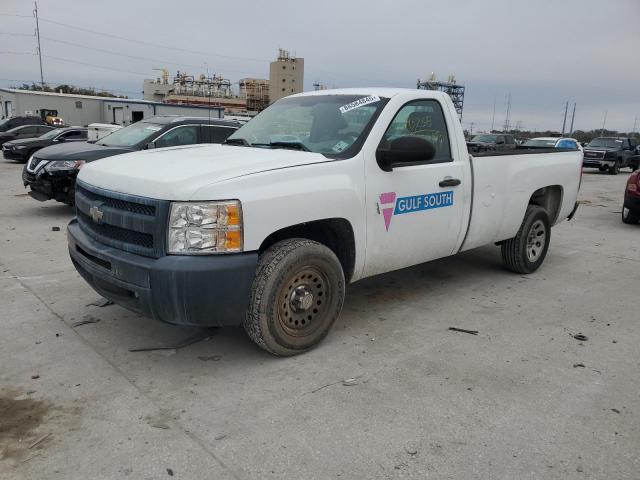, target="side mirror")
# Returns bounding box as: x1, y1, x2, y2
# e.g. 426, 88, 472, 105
376, 137, 436, 172
496, 139, 505, 145
146, 142, 156, 150
55, 136, 66, 142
